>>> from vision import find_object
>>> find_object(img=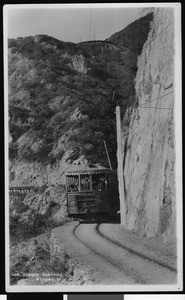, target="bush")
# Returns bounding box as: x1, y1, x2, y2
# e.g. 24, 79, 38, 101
9, 185, 67, 245
10, 254, 30, 284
